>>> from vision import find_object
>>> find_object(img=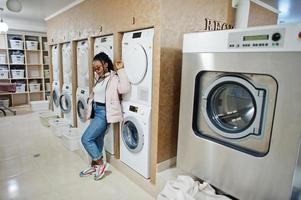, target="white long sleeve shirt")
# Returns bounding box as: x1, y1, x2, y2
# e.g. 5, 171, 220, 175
93, 73, 110, 103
